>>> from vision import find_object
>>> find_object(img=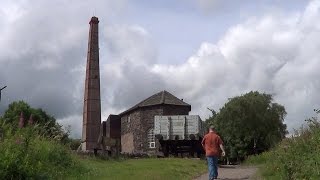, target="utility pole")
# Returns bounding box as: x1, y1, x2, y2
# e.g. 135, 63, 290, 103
0, 86, 7, 102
